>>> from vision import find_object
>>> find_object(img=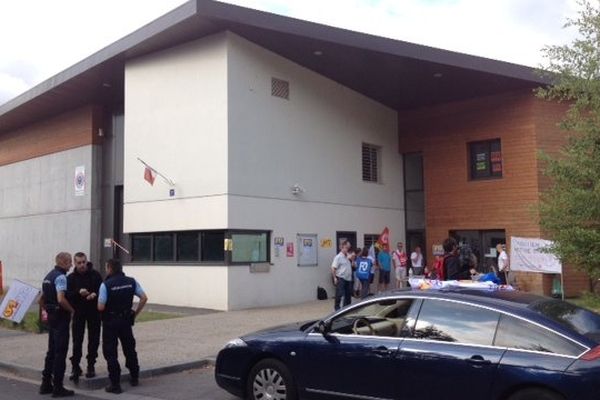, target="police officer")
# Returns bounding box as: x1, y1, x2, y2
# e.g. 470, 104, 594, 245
40, 252, 76, 397
67, 253, 102, 382
98, 259, 148, 394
